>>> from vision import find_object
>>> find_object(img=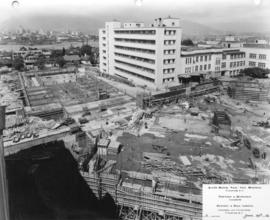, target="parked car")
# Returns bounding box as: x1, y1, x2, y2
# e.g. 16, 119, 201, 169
20, 133, 26, 140
13, 134, 21, 143
33, 132, 39, 138
26, 131, 33, 138
79, 117, 89, 124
